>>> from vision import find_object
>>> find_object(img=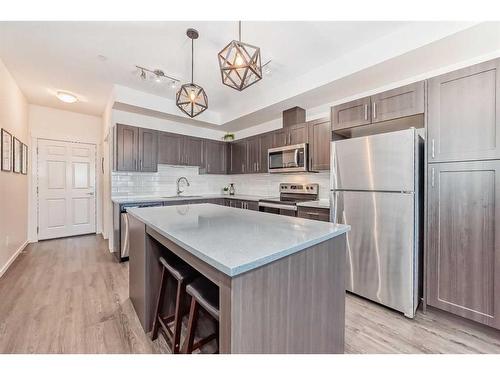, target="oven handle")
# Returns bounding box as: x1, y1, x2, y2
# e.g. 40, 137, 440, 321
258, 202, 298, 211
